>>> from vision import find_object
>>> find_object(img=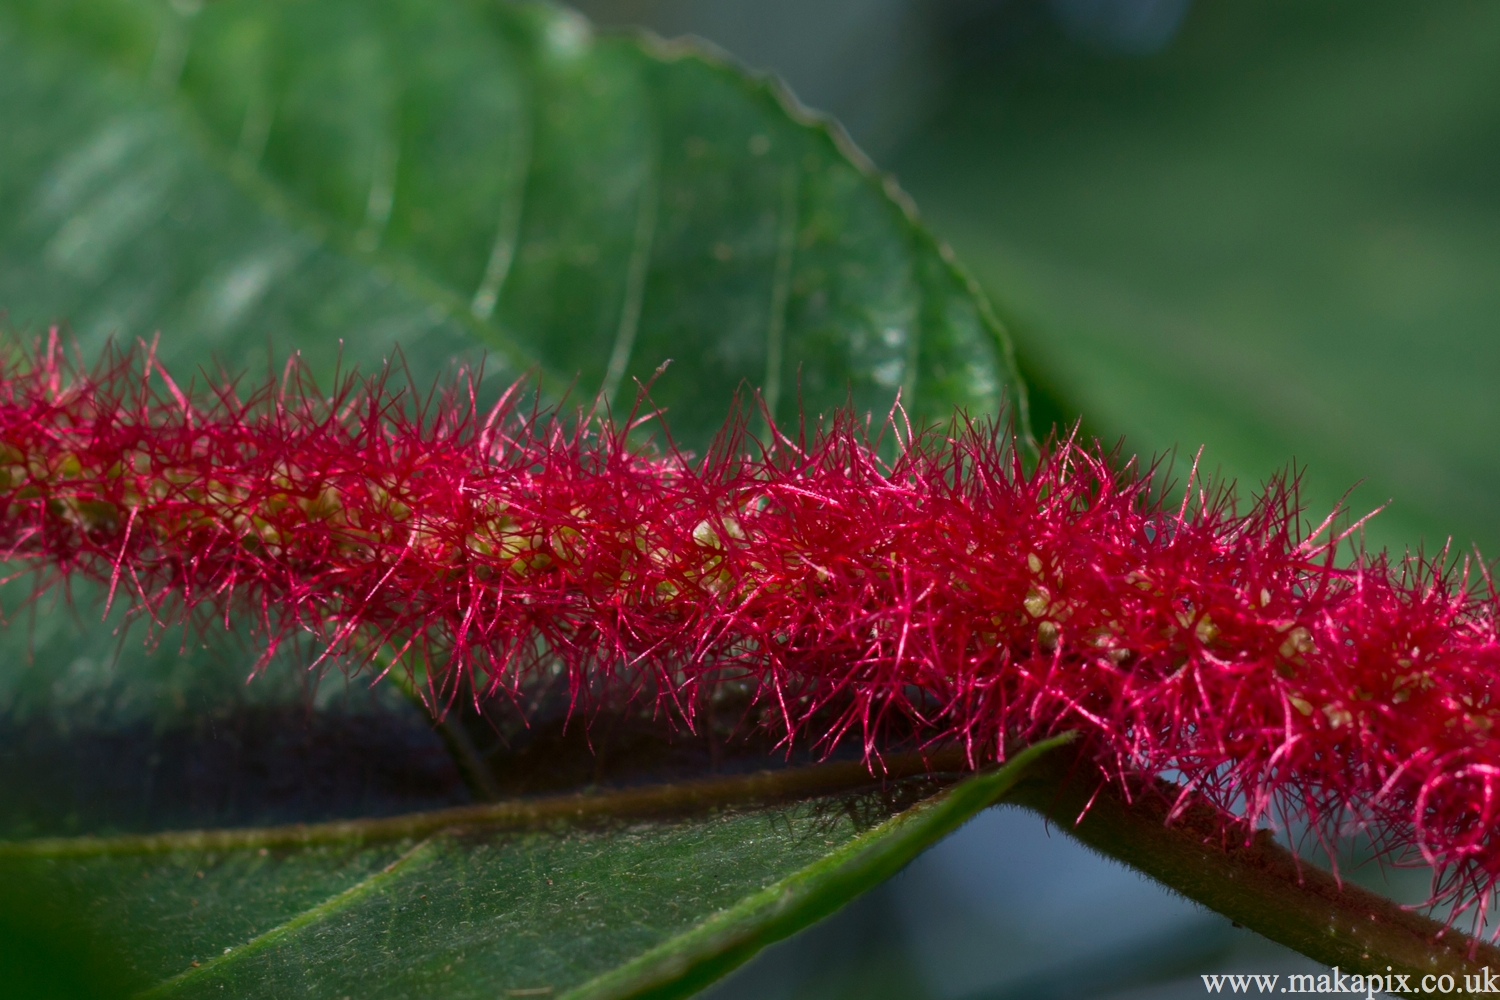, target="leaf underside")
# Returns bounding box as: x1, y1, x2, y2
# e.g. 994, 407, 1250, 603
0, 0, 1029, 995
0, 743, 1067, 1000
